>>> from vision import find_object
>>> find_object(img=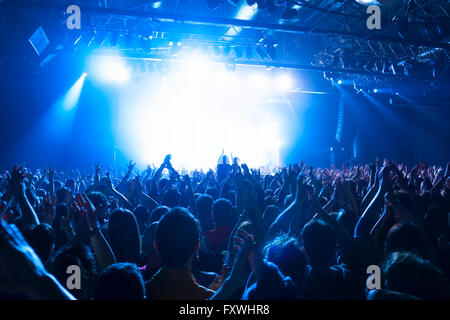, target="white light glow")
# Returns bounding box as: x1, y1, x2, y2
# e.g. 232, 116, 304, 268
90, 54, 130, 84
248, 73, 270, 90
225, 3, 258, 36
112, 56, 294, 170
275, 74, 294, 91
